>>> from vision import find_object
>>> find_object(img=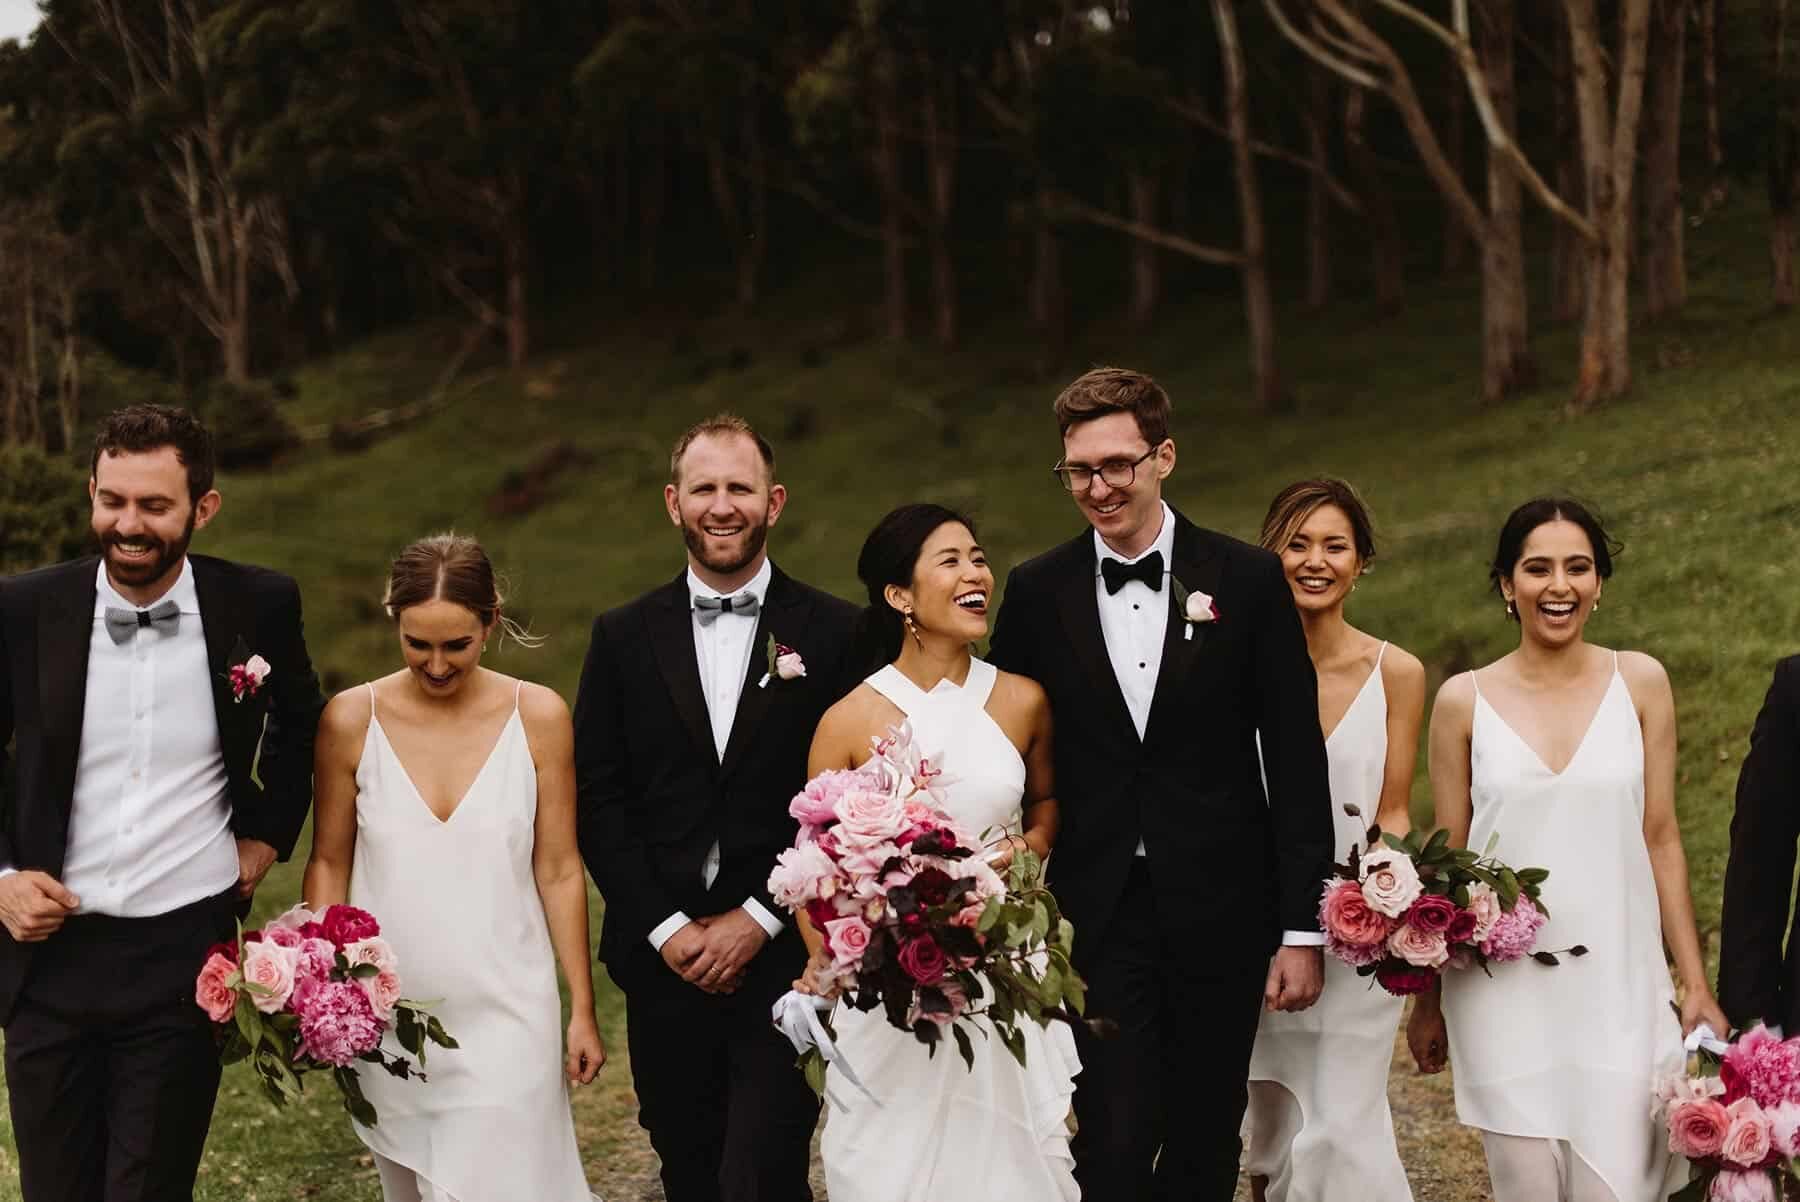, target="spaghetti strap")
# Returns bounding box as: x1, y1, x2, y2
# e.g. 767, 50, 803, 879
1468, 669, 1485, 700
365, 681, 378, 717
1374, 640, 1390, 669
513, 678, 525, 709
